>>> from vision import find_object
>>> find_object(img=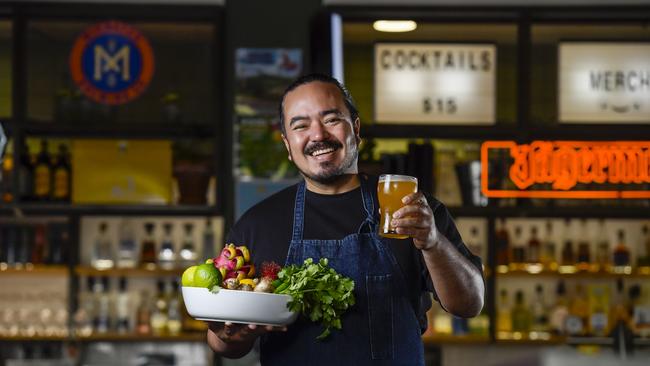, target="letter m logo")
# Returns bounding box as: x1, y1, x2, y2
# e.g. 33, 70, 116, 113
94, 45, 131, 82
